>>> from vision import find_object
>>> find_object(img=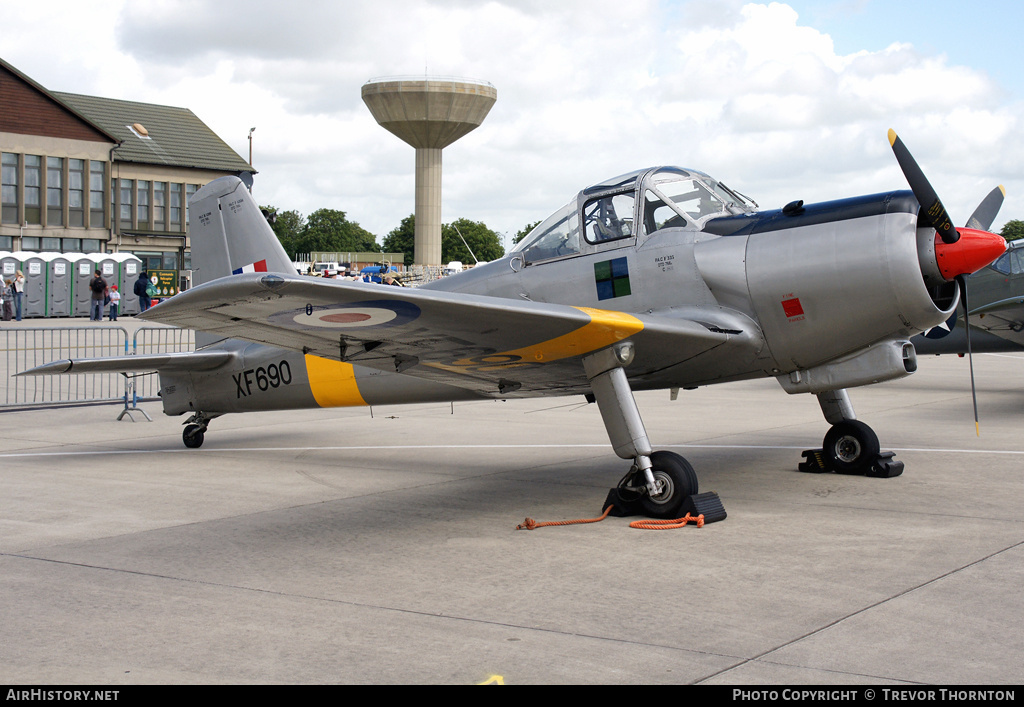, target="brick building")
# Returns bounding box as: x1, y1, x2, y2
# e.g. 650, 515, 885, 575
0, 57, 254, 275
